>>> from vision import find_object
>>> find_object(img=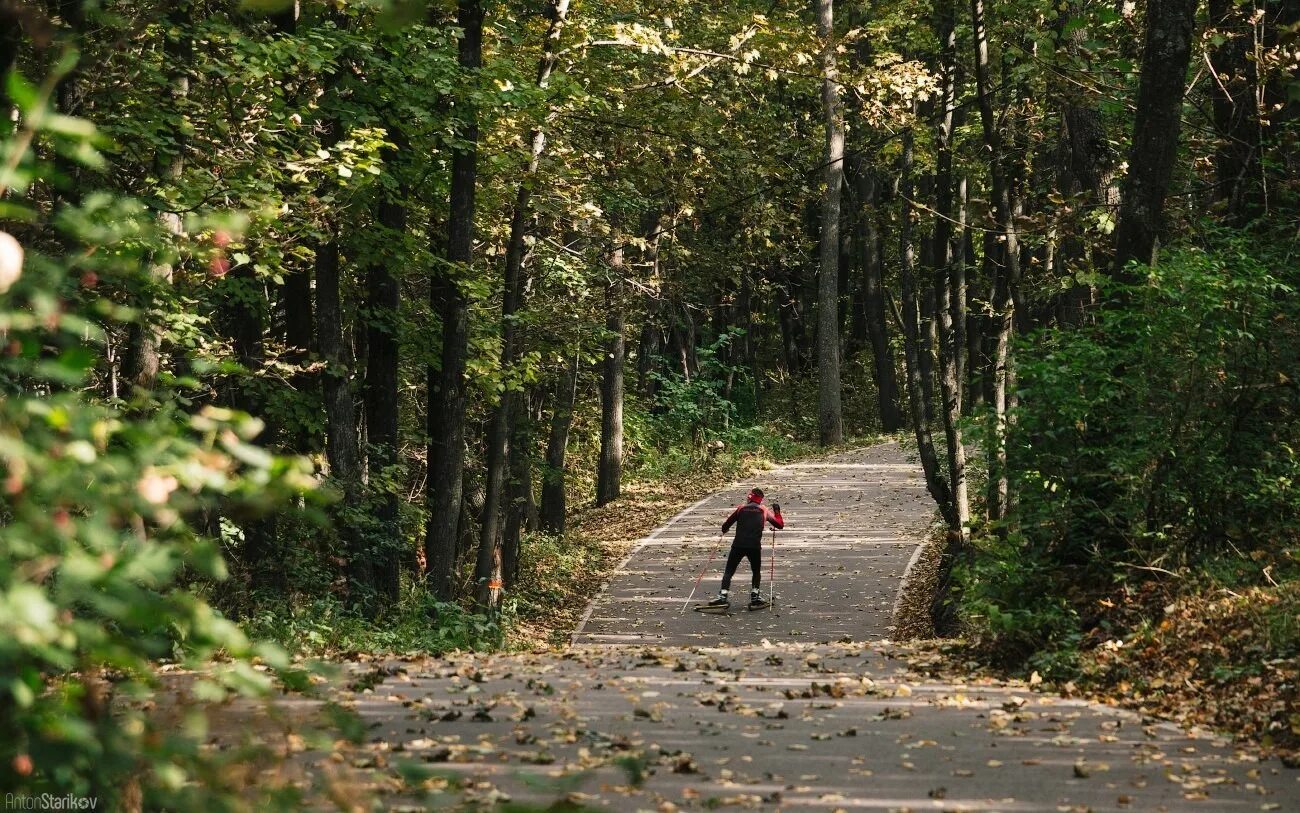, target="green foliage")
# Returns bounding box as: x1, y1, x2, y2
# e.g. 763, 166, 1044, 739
957, 532, 1082, 676
509, 531, 604, 634
645, 331, 744, 446
1018, 232, 1298, 560
243, 589, 503, 657
961, 231, 1300, 673
628, 416, 810, 486
0, 69, 314, 806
